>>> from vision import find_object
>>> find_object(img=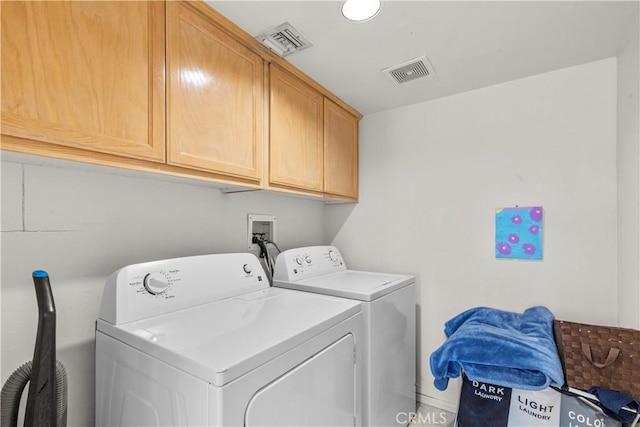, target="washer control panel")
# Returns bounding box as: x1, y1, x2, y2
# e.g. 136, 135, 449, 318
143, 271, 173, 295
273, 246, 346, 282
99, 253, 269, 325
127, 269, 181, 299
